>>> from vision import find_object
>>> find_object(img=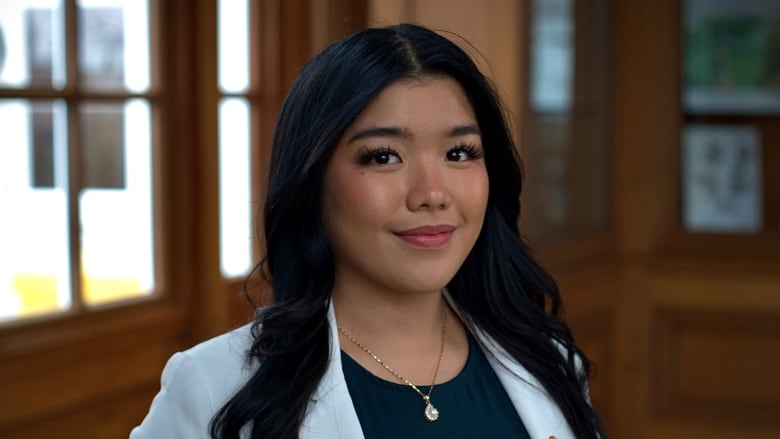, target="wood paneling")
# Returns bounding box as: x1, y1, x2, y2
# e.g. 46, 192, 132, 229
611, 1, 780, 438
0, 388, 159, 439
652, 307, 780, 426
570, 306, 614, 425
555, 260, 619, 430
0, 339, 174, 431
368, 0, 523, 140
0, 304, 187, 437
